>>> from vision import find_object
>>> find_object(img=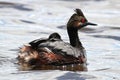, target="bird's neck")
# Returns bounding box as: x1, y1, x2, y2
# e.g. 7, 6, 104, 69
67, 27, 82, 48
